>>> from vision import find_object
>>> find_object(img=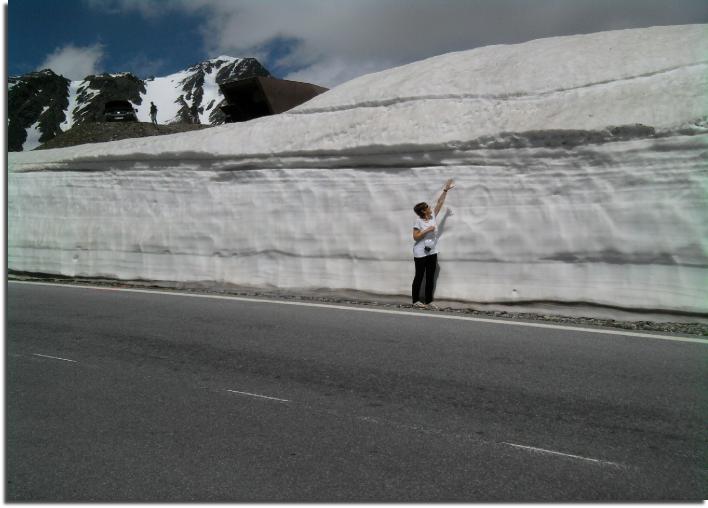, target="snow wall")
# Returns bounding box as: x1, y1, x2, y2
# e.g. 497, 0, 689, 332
8, 25, 708, 315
